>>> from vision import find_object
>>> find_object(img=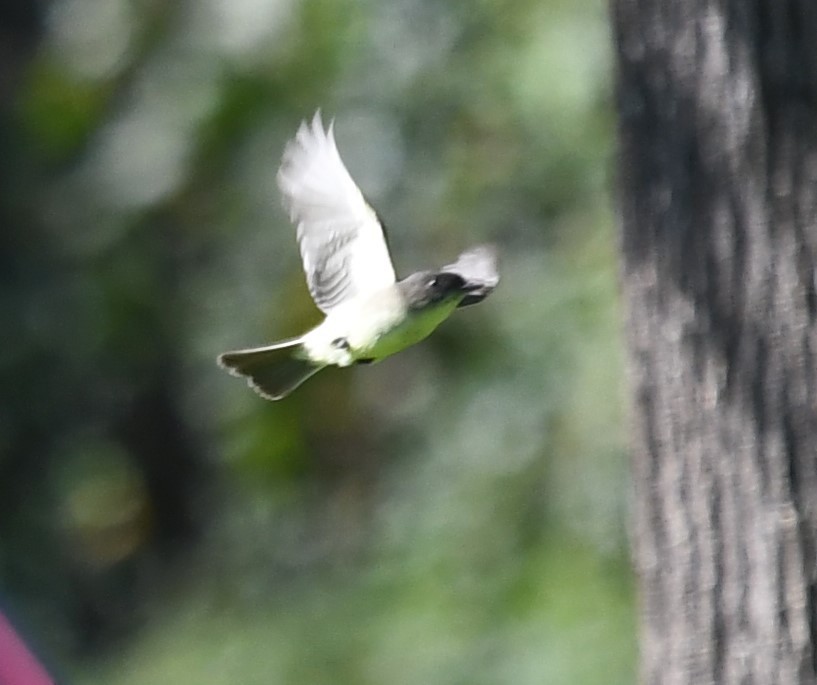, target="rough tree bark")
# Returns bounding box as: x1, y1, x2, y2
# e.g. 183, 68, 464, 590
612, 2, 817, 683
